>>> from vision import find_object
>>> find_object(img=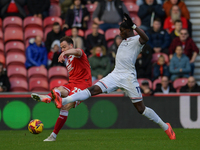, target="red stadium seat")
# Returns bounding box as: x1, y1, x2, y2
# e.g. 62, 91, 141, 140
4, 27, 23, 43
24, 28, 44, 44
43, 16, 62, 29
0, 41, 4, 55
50, 0, 59, 4
5, 41, 25, 56
23, 17, 43, 30
49, 78, 68, 89
137, 78, 153, 89
124, 2, 139, 13
105, 28, 120, 41
0, 53, 5, 67
7, 65, 27, 80
49, 4, 61, 17
0, 18, 2, 28
29, 78, 49, 92
65, 29, 84, 37
151, 53, 169, 64
84, 29, 104, 39
85, 4, 97, 13
28, 66, 48, 79
153, 78, 162, 90
3, 16, 22, 29
173, 78, 188, 92
48, 66, 68, 81
6, 53, 26, 67
0, 30, 3, 42
9, 78, 28, 92
130, 14, 141, 26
